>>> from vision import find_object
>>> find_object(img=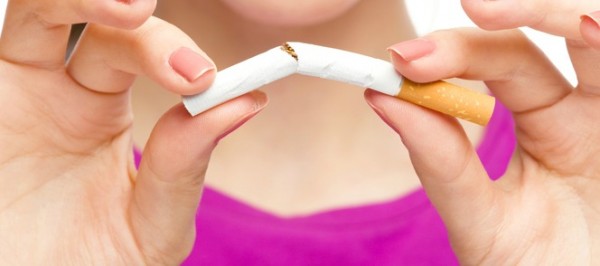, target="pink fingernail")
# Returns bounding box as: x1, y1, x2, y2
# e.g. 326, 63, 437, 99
581, 11, 600, 29
169, 47, 215, 82
387, 38, 436, 61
